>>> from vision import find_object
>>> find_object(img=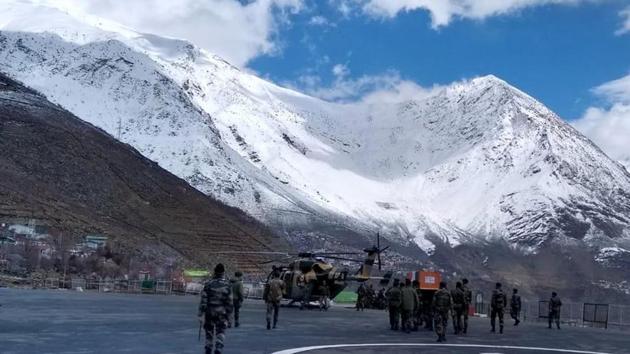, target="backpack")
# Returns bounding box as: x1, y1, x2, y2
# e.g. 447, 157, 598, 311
434, 289, 451, 310
451, 288, 465, 307
493, 290, 505, 309
267, 278, 284, 302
